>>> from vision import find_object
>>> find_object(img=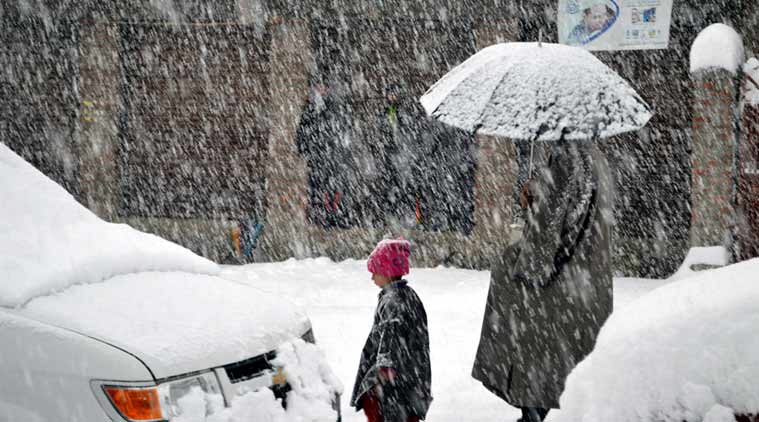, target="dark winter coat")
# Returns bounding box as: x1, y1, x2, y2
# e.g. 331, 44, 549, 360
372, 99, 476, 233
472, 141, 613, 409
295, 94, 359, 227
351, 281, 432, 421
